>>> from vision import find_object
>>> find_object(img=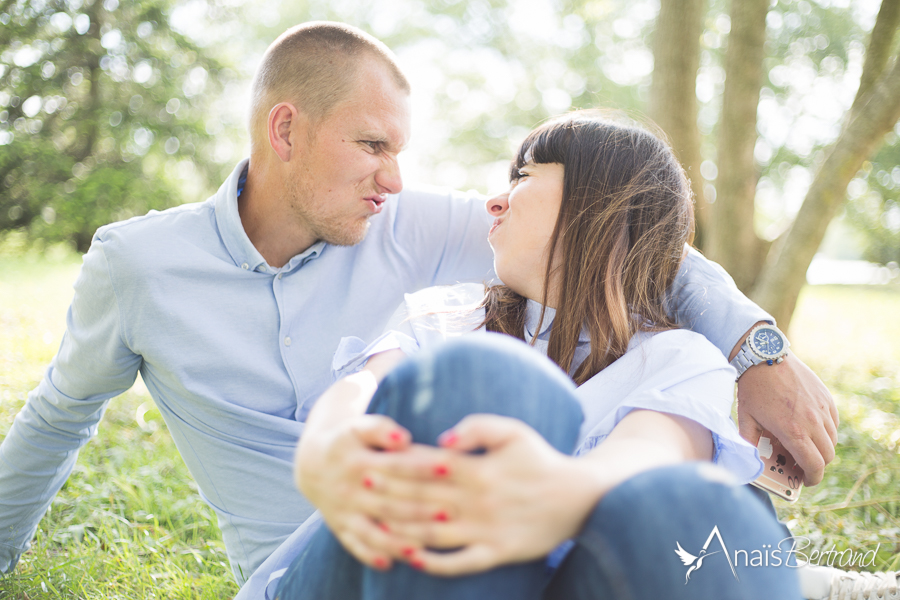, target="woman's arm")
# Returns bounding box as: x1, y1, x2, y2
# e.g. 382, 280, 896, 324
377, 409, 712, 575
577, 409, 712, 499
